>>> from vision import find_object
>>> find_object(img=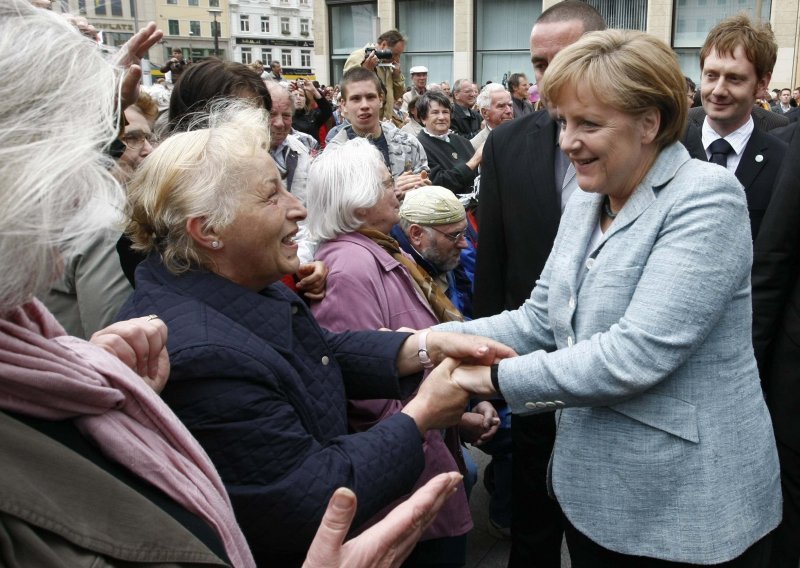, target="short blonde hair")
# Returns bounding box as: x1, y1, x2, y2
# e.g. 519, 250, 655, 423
126, 102, 271, 274
539, 29, 687, 149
